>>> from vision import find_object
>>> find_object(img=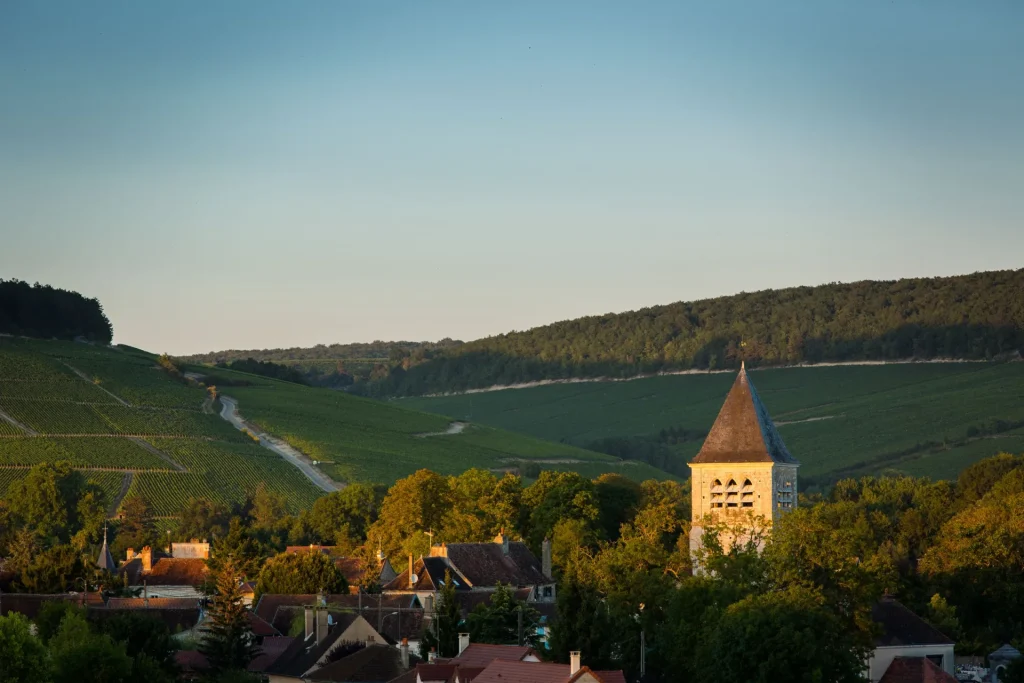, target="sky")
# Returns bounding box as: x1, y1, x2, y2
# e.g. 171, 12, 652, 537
1, 1, 1022, 355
